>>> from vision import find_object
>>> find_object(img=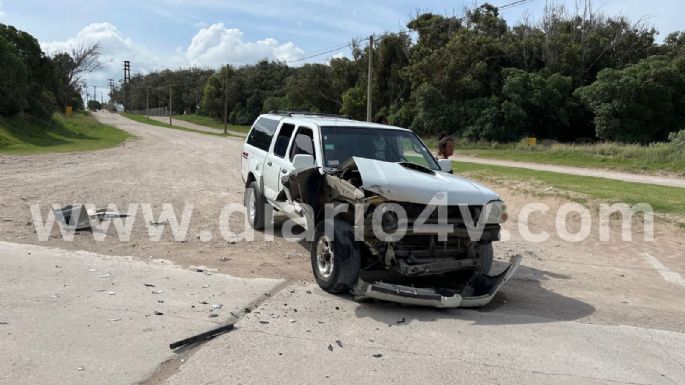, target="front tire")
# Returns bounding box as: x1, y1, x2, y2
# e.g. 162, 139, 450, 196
477, 242, 494, 274
310, 219, 360, 293
245, 181, 265, 230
